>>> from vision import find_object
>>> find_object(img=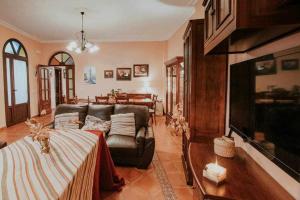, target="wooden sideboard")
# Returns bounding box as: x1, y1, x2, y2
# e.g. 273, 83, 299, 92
189, 136, 294, 200
202, 0, 300, 55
